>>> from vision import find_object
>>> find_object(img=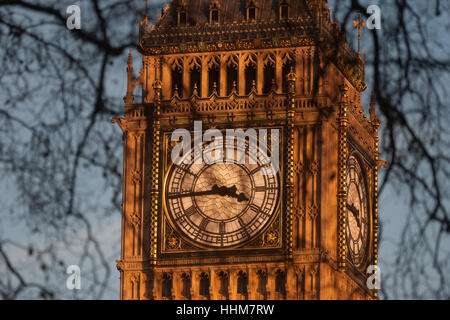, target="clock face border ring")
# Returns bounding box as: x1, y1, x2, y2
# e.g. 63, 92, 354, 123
161, 133, 282, 251
345, 152, 372, 269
